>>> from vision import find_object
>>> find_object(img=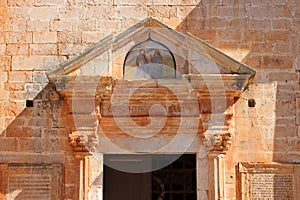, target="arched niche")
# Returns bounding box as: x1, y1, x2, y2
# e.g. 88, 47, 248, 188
123, 39, 176, 79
